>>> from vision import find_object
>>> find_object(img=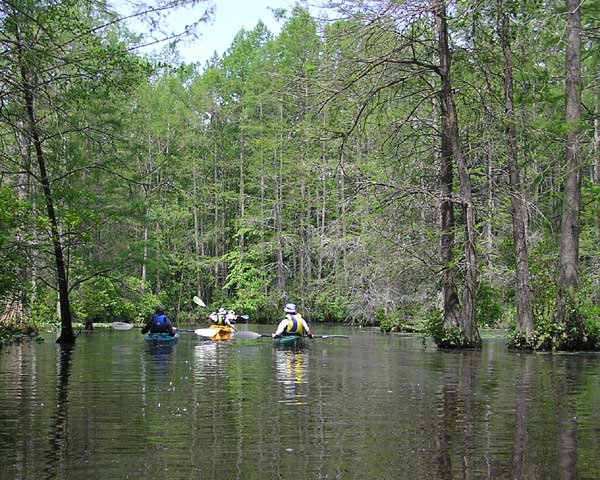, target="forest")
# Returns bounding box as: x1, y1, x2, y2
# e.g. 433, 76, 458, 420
0, 0, 599, 350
